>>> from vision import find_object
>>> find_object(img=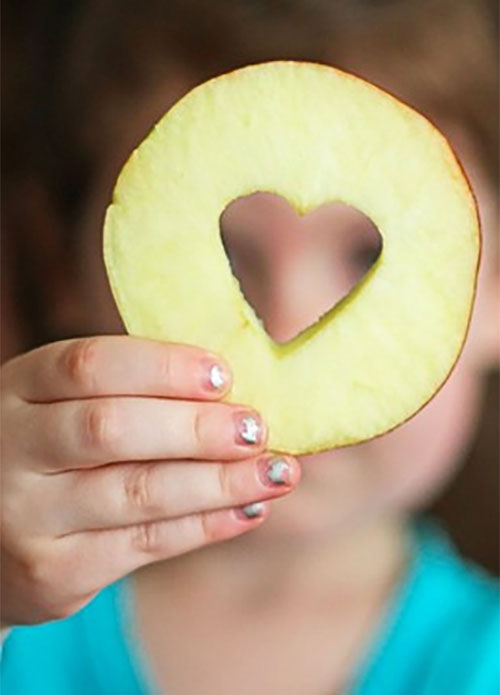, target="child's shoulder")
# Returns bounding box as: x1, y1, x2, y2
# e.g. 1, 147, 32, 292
414, 516, 497, 588
413, 518, 499, 630
354, 518, 499, 695
412, 518, 499, 673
